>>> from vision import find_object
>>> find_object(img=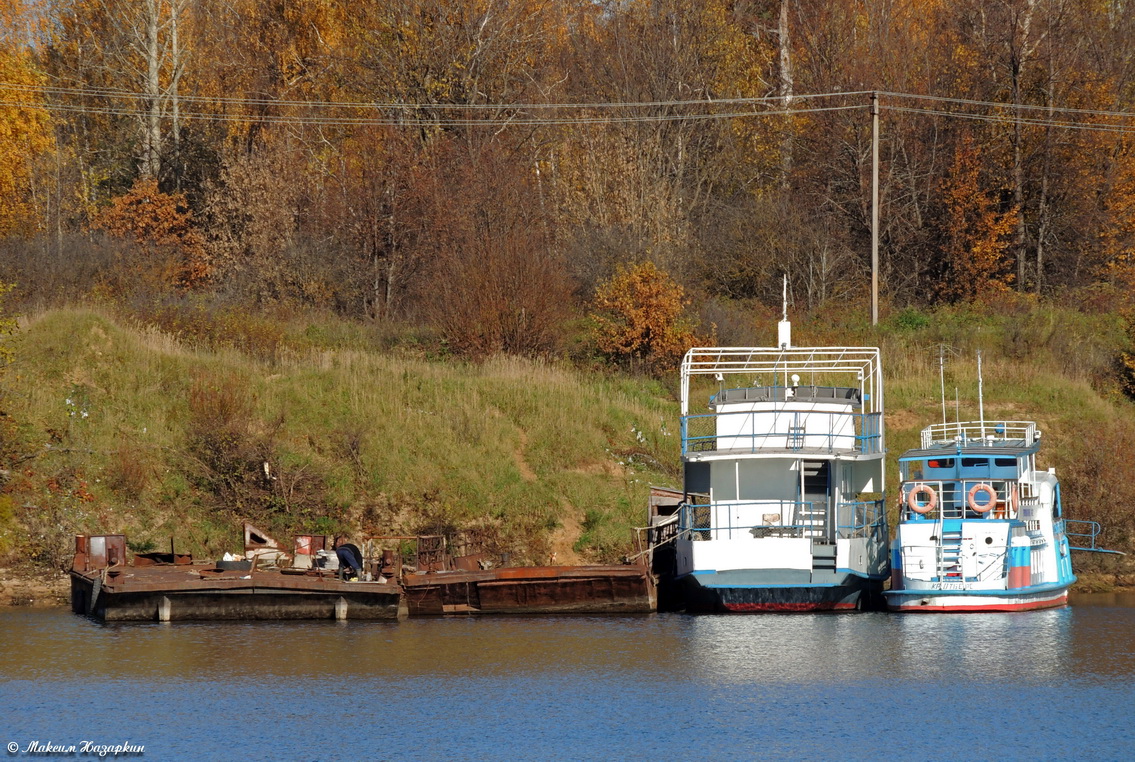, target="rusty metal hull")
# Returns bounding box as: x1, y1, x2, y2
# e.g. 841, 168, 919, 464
70, 567, 403, 622
402, 565, 656, 616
